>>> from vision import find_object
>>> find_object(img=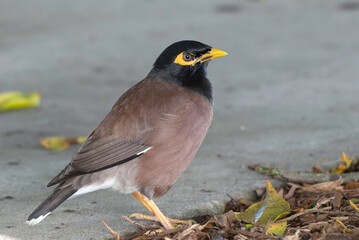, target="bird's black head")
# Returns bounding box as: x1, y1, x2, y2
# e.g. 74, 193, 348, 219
148, 40, 227, 102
